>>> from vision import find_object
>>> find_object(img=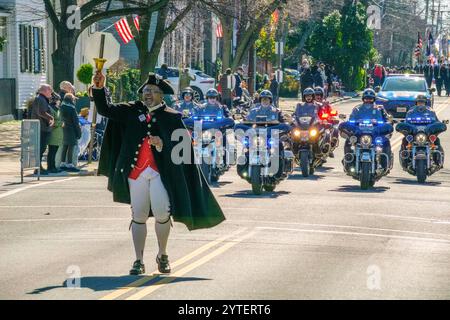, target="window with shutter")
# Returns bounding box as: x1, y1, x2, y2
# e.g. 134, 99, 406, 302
27, 26, 32, 72
33, 27, 40, 73
19, 25, 26, 72
39, 27, 45, 72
